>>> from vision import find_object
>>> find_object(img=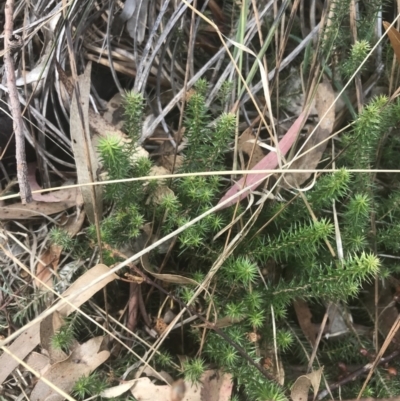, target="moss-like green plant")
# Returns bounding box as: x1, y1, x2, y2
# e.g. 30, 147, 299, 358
51, 323, 75, 353
91, 74, 400, 399
183, 357, 206, 384
72, 372, 107, 399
